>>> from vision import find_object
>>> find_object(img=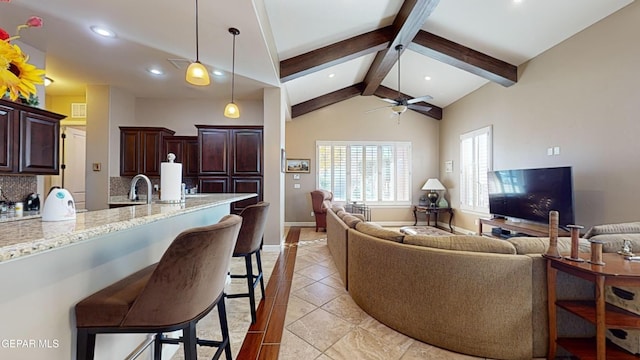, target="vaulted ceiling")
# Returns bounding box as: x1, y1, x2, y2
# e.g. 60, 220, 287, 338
1, 0, 633, 121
